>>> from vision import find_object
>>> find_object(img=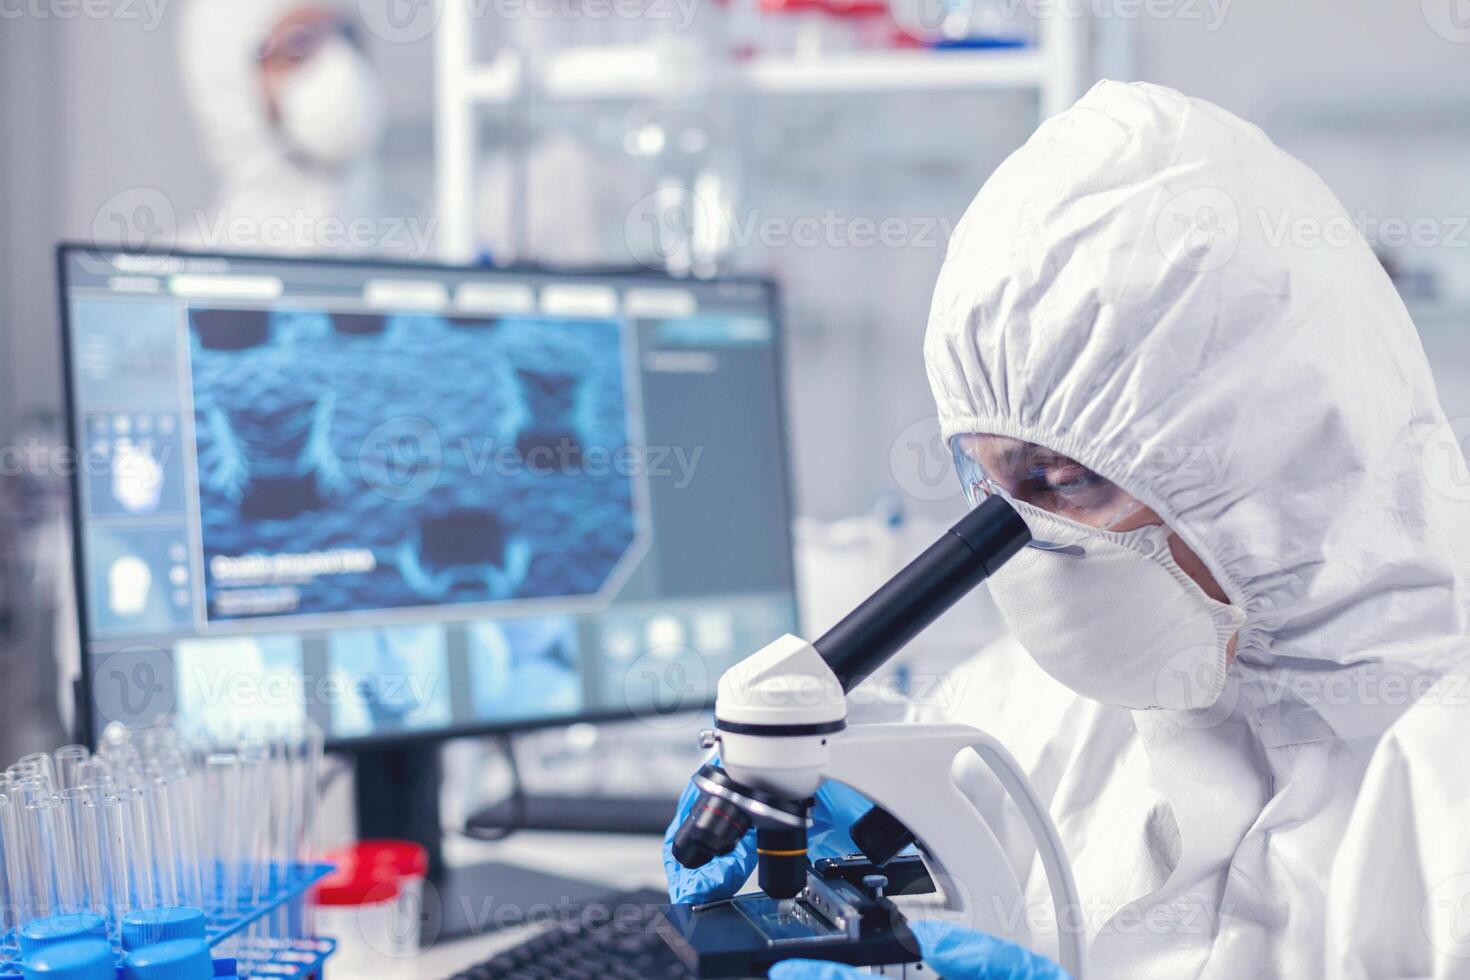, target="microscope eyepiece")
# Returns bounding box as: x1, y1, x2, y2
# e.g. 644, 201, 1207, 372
815, 494, 1030, 691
